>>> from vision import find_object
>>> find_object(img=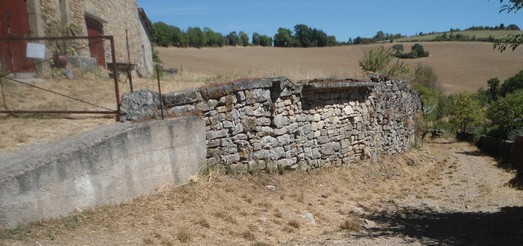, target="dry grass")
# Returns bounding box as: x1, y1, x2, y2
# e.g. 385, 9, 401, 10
0, 140, 461, 245
159, 43, 523, 94
2, 42, 522, 153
